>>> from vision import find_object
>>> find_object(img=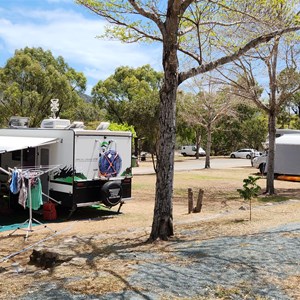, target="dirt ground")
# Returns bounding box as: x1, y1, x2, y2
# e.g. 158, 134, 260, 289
0, 160, 300, 299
